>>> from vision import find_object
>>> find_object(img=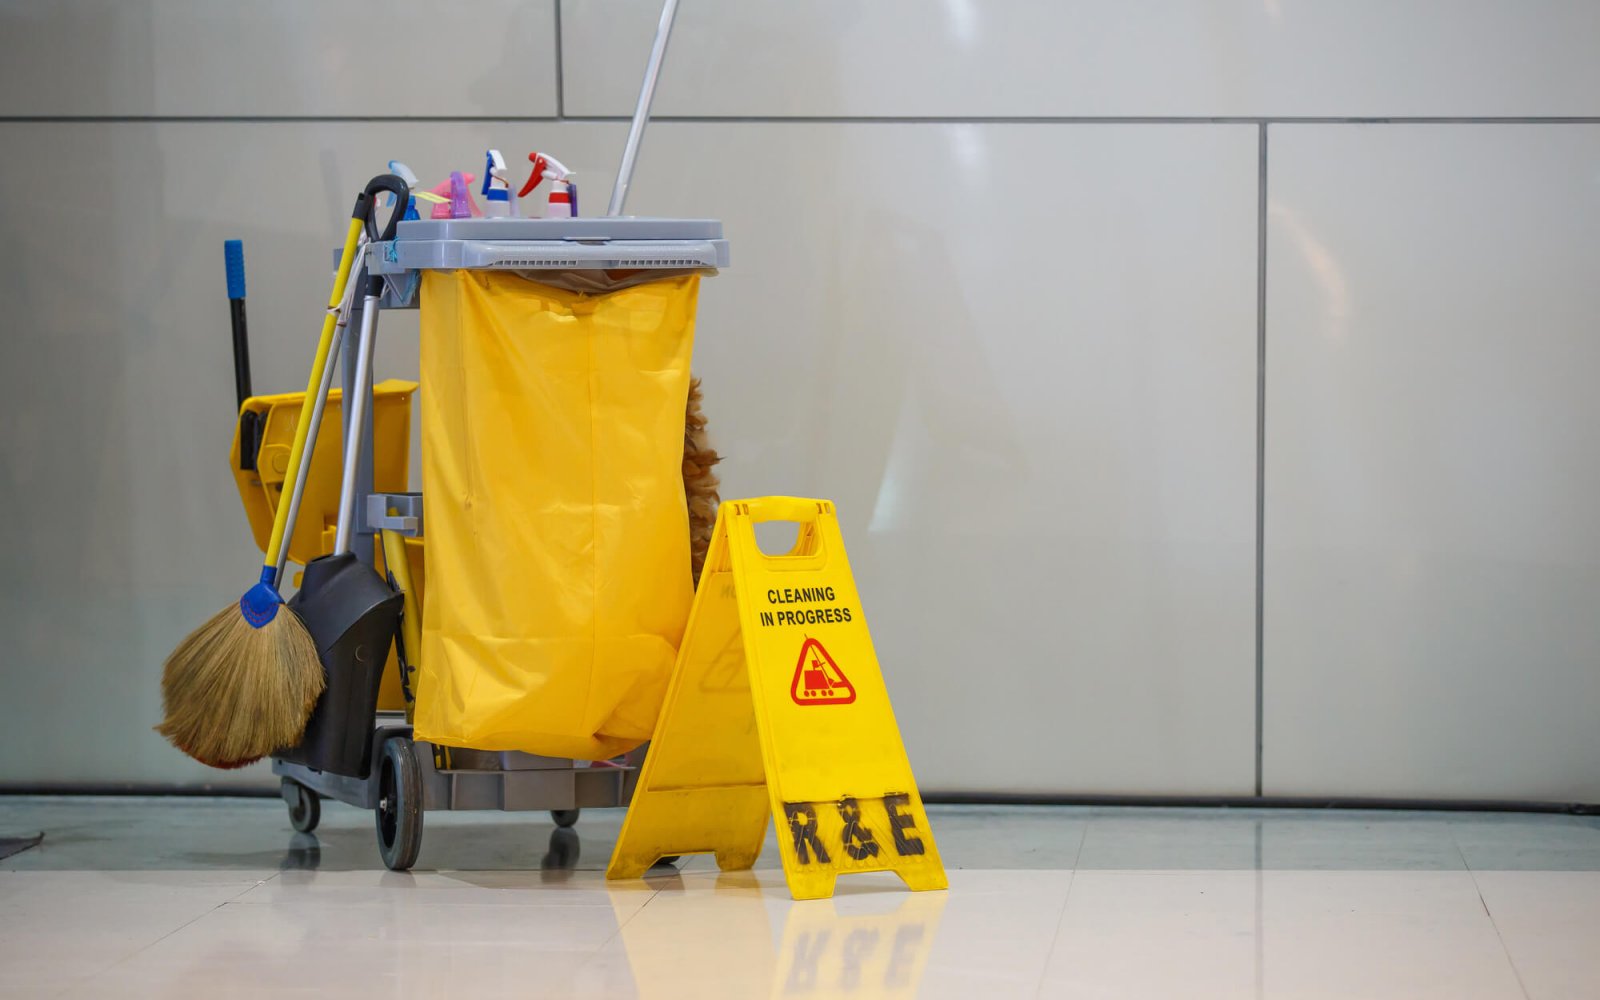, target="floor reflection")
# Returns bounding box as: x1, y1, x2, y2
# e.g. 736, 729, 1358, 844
774, 888, 946, 997
612, 870, 948, 998
0, 831, 43, 861
9, 799, 1597, 997
280, 832, 321, 871
281, 824, 603, 873
542, 826, 580, 870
